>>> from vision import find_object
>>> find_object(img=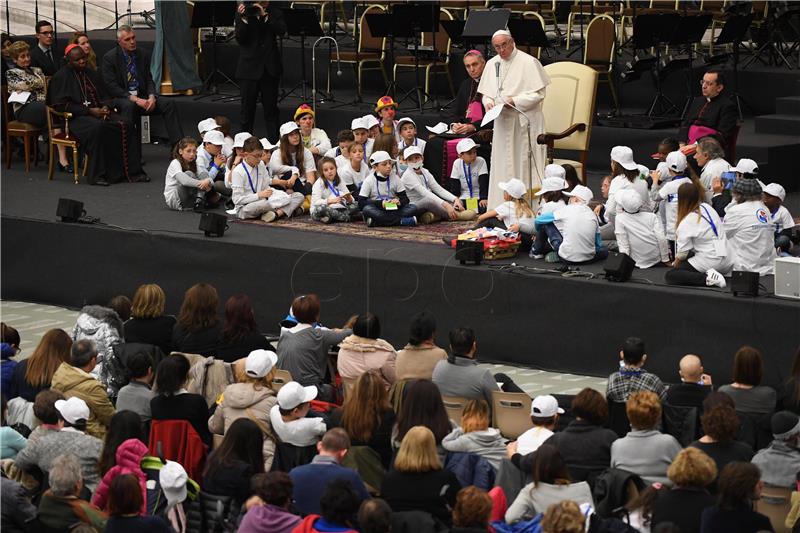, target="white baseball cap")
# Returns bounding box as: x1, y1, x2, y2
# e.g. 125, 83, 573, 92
159, 461, 188, 506
351, 117, 368, 132
498, 178, 527, 199
279, 121, 300, 137
245, 349, 278, 378
456, 138, 478, 154
369, 150, 395, 165
616, 188, 644, 214
202, 130, 225, 146
763, 183, 785, 201
277, 381, 318, 410
197, 117, 219, 135
362, 115, 379, 130
531, 395, 564, 418
403, 145, 423, 160
610, 145, 638, 171
233, 132, 253, 149
535, 176, 567, 196
666, 151, 687, 173
730, 158, 759, 175
397, 117, 416, 129
260, 138, 278, 151
564, 184, 593, 204
55, 397, 90, 424
544, 164, 566, 180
